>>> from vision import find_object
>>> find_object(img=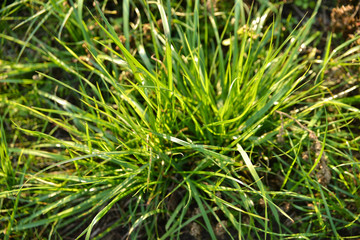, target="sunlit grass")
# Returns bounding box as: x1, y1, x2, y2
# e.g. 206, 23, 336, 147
1, 0, 360, 239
